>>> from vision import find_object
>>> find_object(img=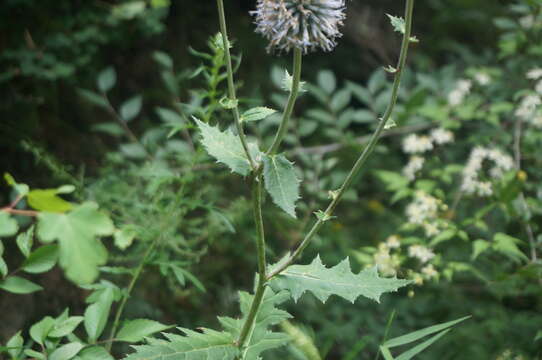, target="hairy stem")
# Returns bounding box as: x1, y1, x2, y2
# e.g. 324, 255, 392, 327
267, 48, 303, 155
216, 0, 256, 170
268, 0, 416, 279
